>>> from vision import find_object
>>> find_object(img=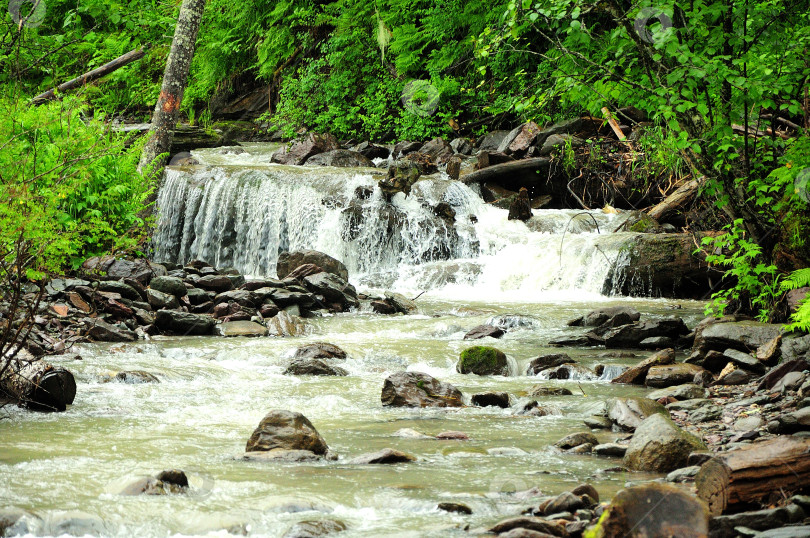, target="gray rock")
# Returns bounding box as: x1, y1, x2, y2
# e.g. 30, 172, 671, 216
282, 519, 347, 538
648, 384, 709, 401
623, 414, 707, 472
463, 324, 504, 340
146, 288, 179, 310
196, 274, 234, 292
593, 443, 627, 457
383, 291, 417, 314
87, 319, 137, 342
709, 505, 805, 537
555, 432, 598, 449
666, 465, 701, 482
149, 276, 187, 298
595, 483, 708, 536
695, 320, 783, 354
245, 410, 329, 455
304, 149, 375, 167
607, 397, 668, 431
215, 320, 267, 337
97, 280, 142, 300
585, 416, 613, 429
688, 404, 723, 423
154, 310, 215, 335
